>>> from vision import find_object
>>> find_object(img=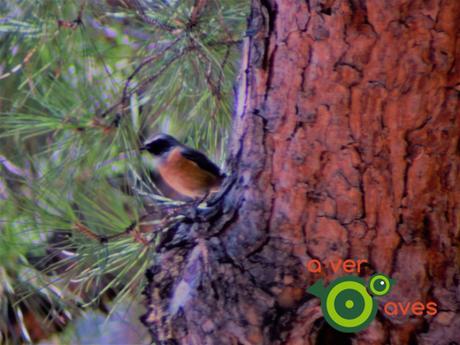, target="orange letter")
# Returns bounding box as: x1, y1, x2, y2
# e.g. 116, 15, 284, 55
342, 260, 356, 273
411, 302, 425, 316
329, 259, 343, 273
384, 302, 398, 316
357, 259, 368, 273
307, 259, 322, 273
398, 302, 411, 316
426, 302, 438, 316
